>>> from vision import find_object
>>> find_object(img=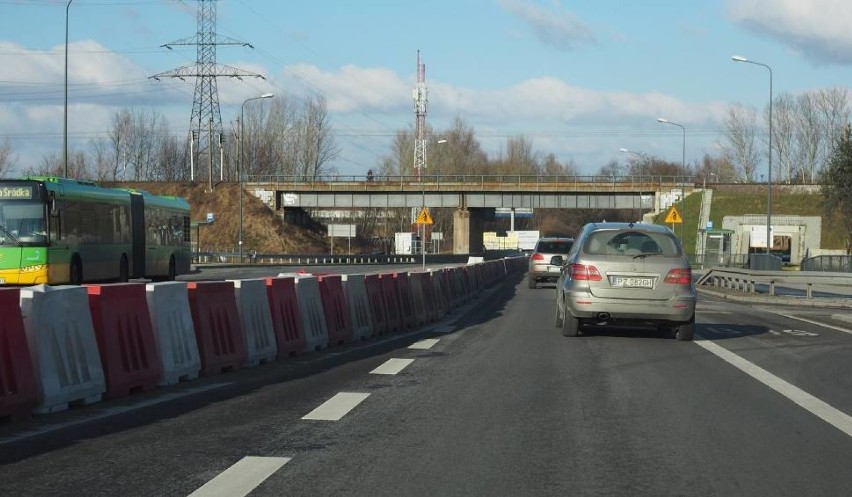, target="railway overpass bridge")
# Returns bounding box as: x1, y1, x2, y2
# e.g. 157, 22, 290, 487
246, 174, 696, 254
